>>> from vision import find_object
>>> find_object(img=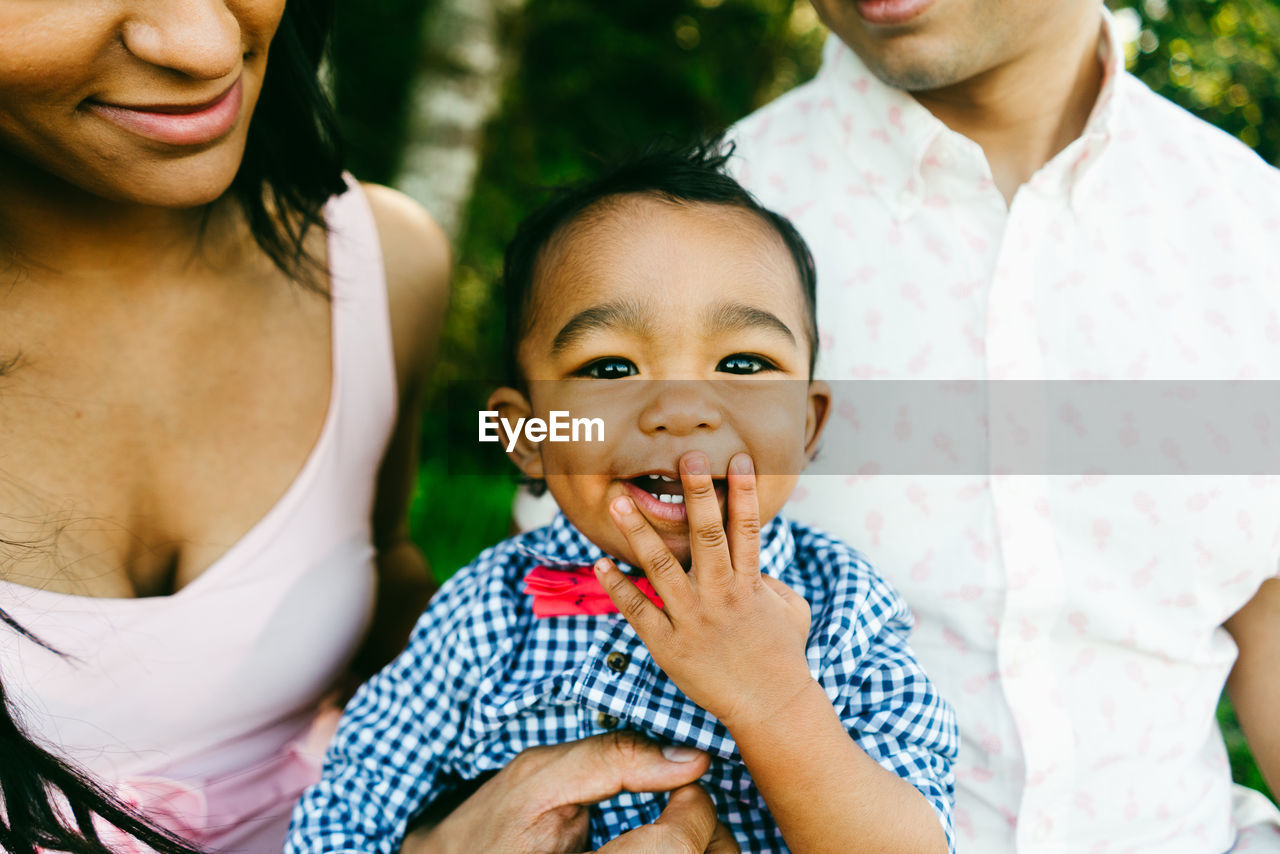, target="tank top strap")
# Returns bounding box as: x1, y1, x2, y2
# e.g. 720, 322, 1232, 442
323, 176, 399, 449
